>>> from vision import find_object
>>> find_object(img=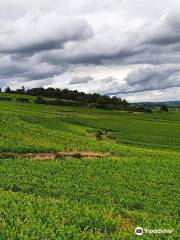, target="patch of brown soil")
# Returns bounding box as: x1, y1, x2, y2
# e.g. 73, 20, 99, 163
26, 153, 55, 160
0, 151, 111, 160
56, 151, 111, 159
